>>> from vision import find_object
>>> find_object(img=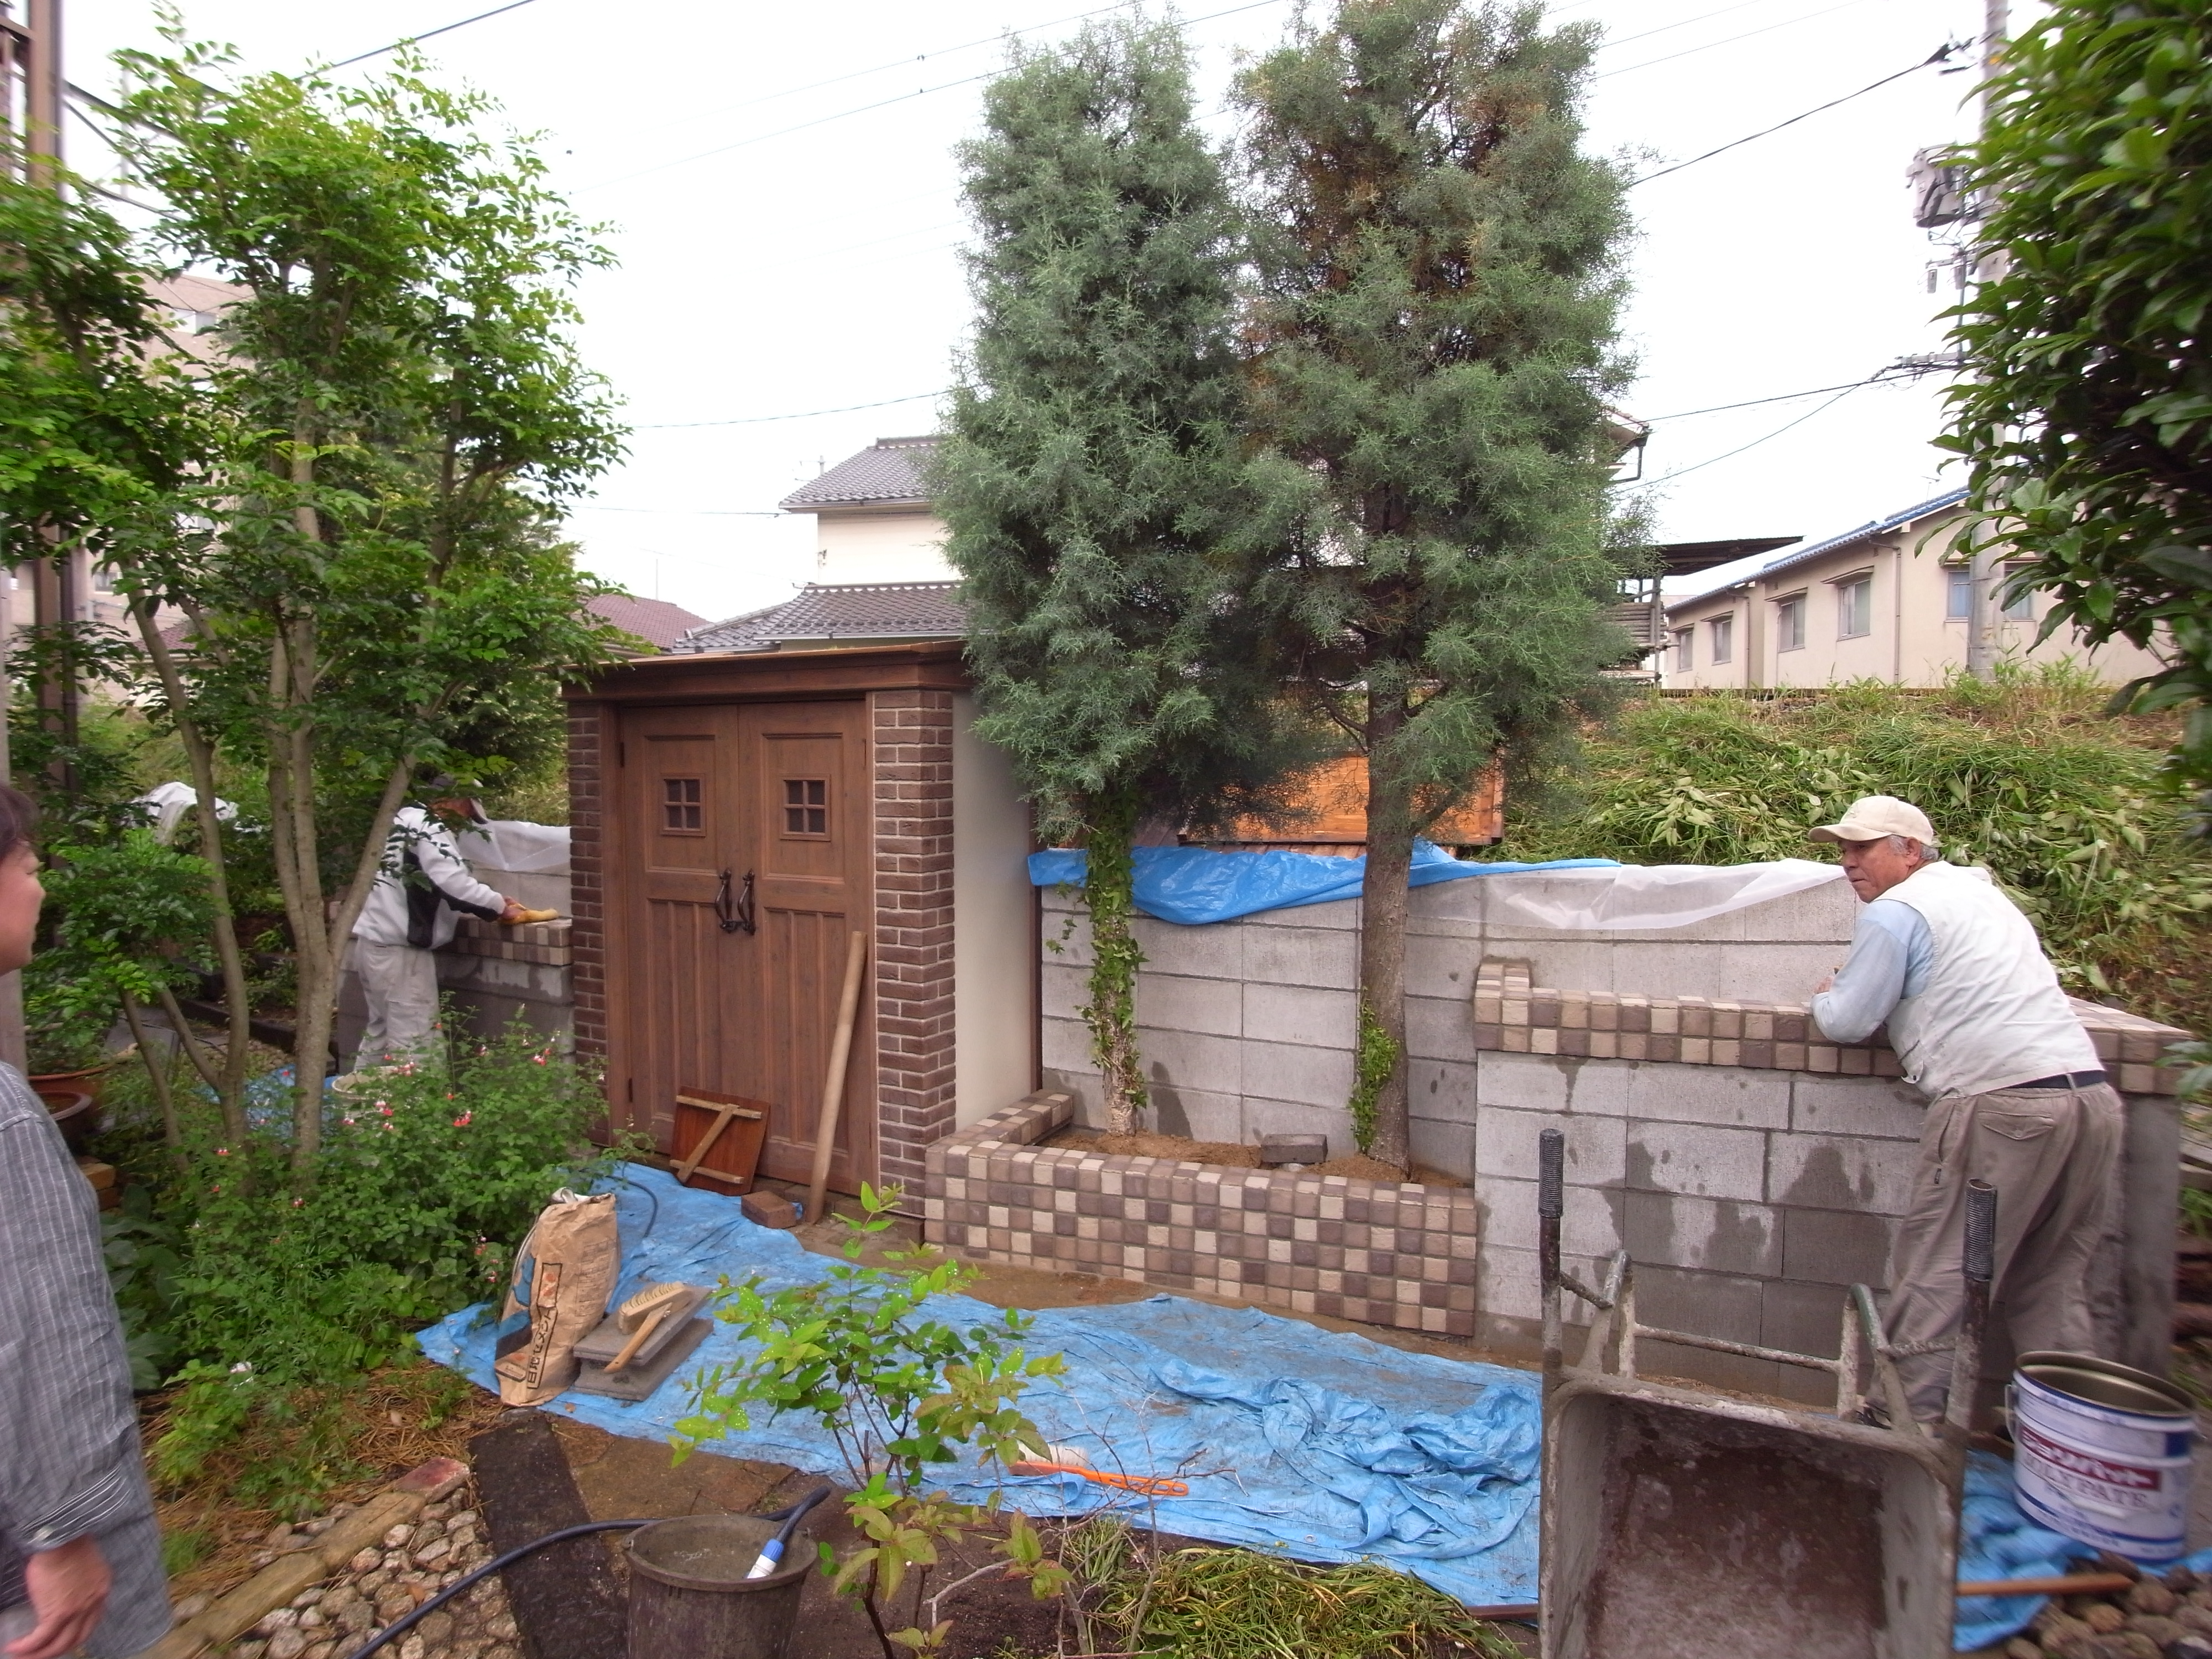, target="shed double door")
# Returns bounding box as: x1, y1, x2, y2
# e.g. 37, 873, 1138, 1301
615, 700, 873, 1191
